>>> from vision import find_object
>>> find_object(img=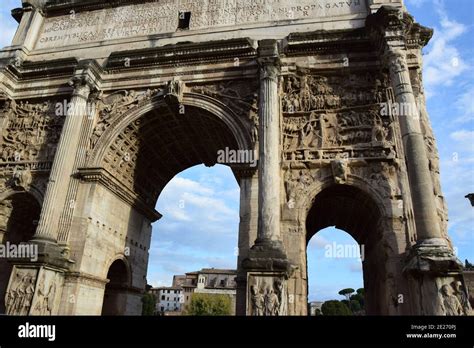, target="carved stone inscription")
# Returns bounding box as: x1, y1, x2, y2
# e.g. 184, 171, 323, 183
36, 0, 366, 49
